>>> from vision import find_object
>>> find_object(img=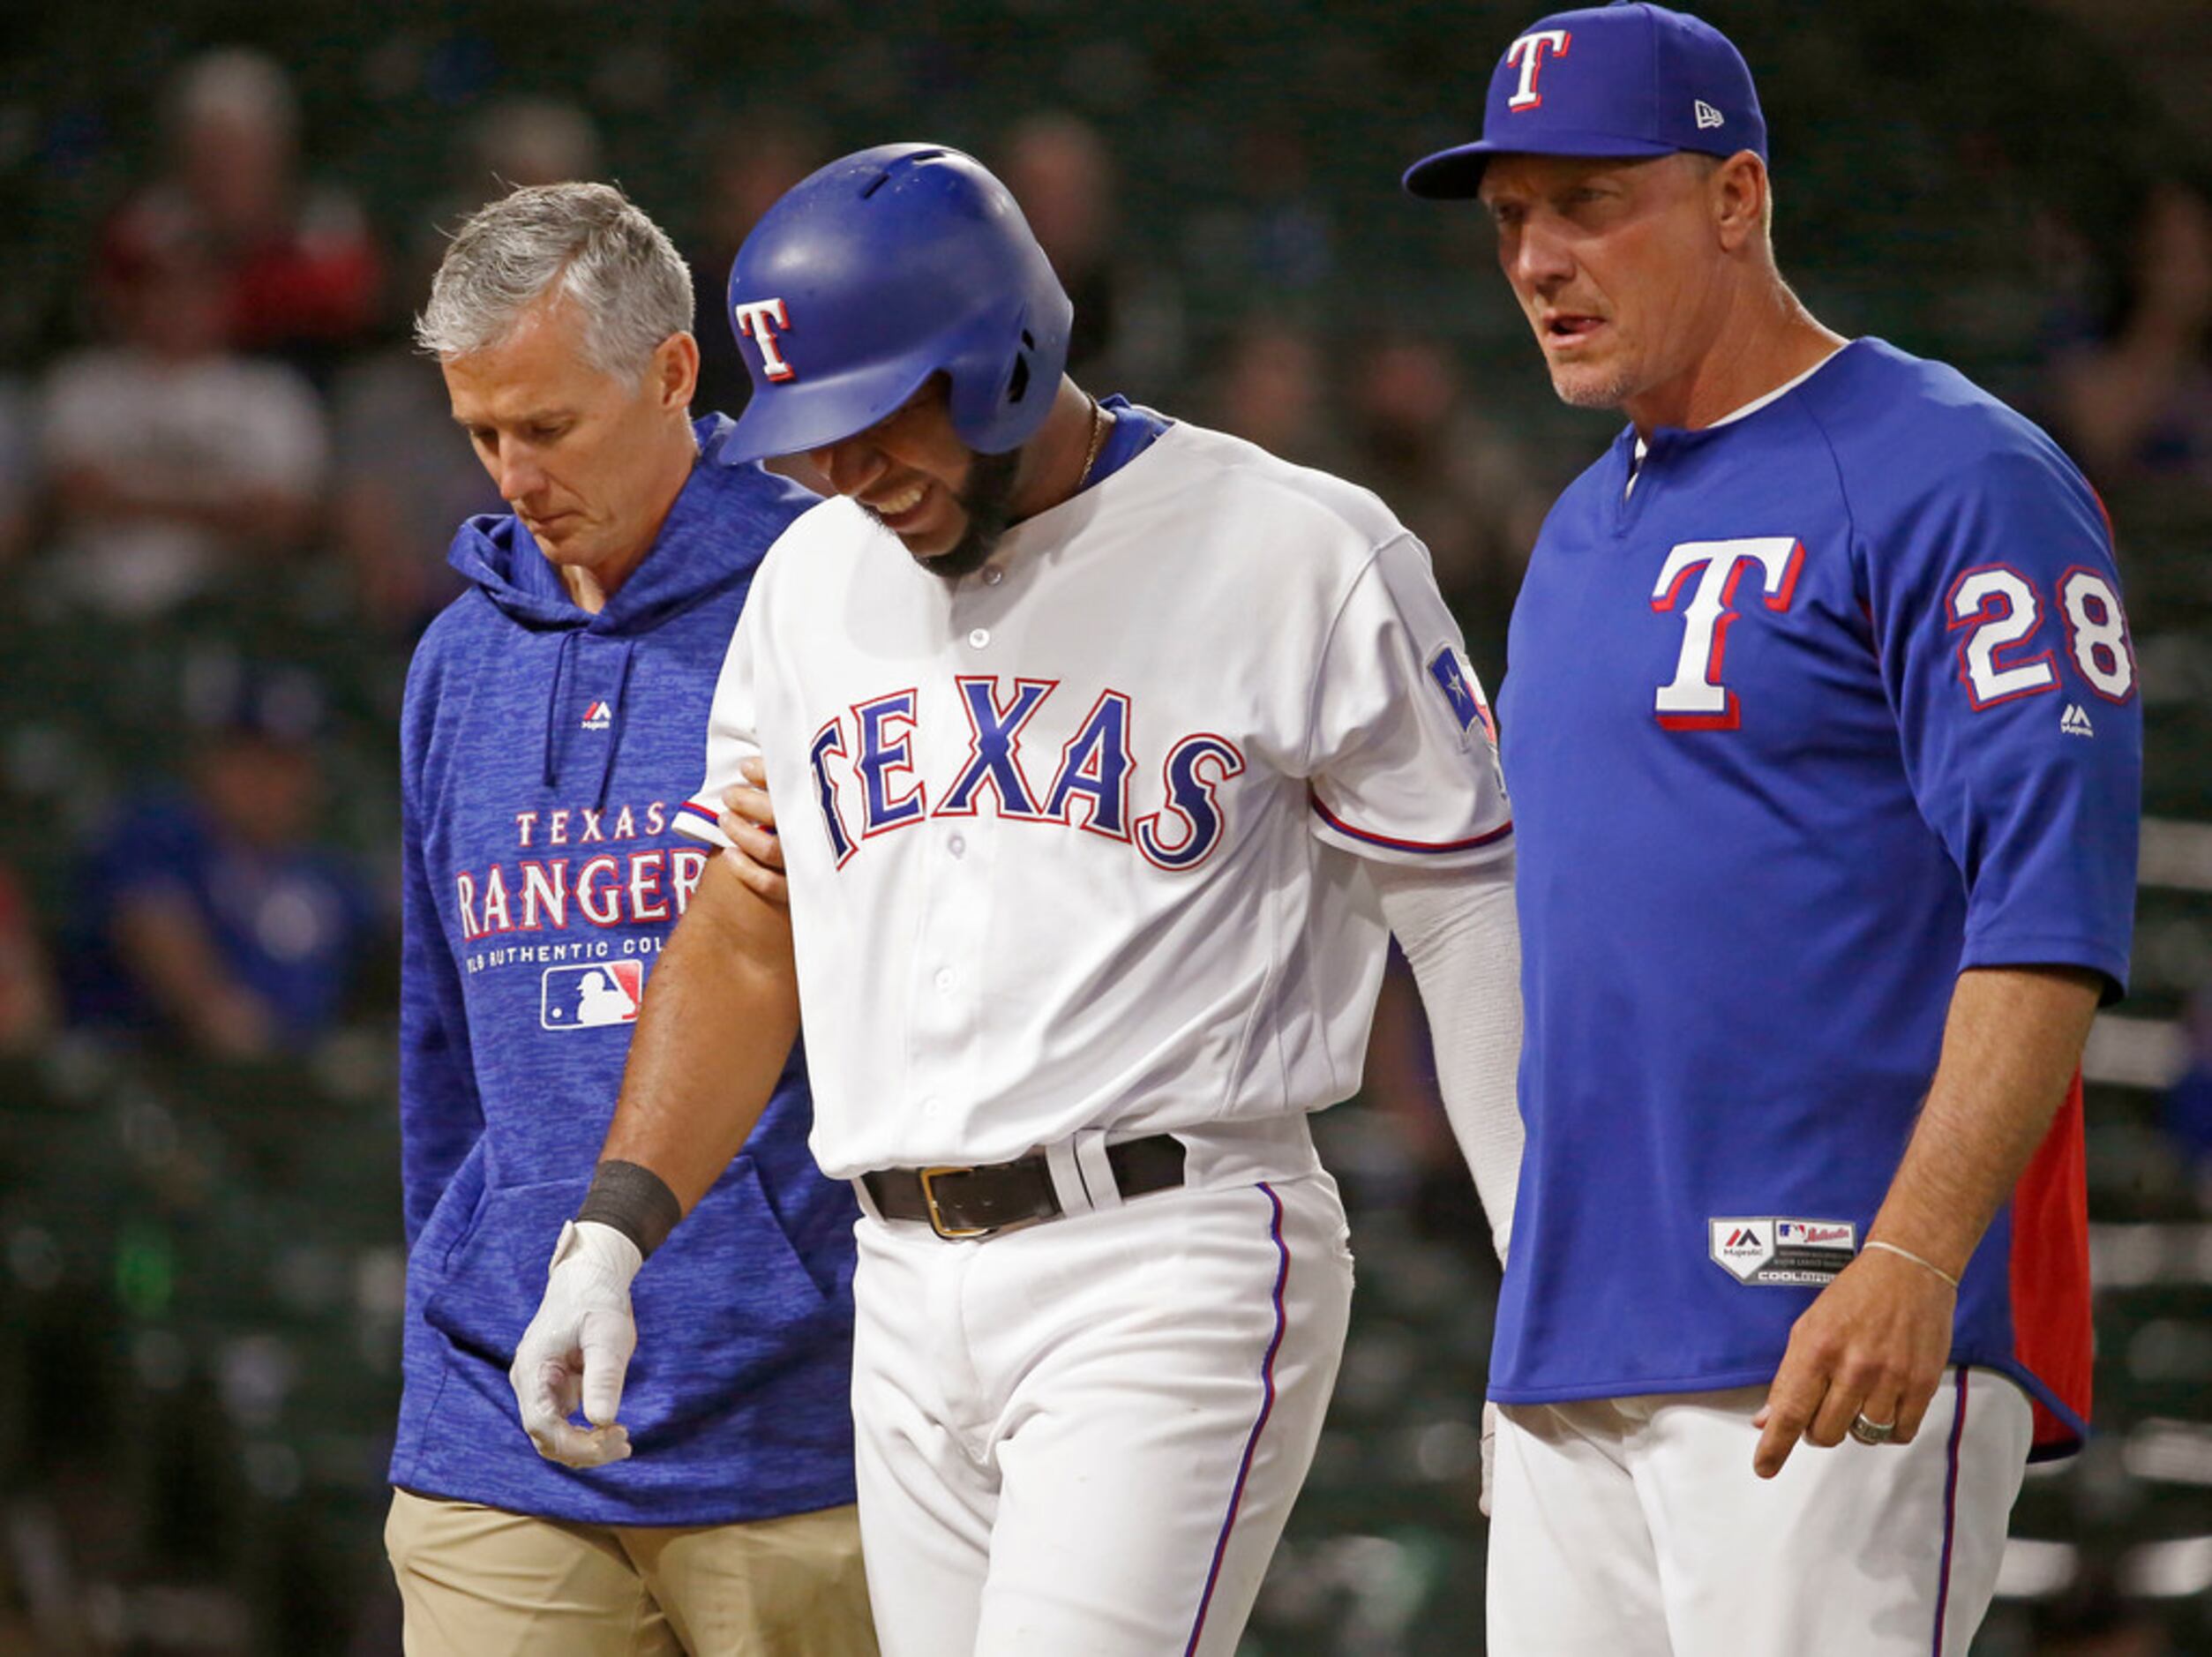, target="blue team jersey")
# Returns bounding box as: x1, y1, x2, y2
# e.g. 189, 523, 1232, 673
1493, 339, 2140, 1455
